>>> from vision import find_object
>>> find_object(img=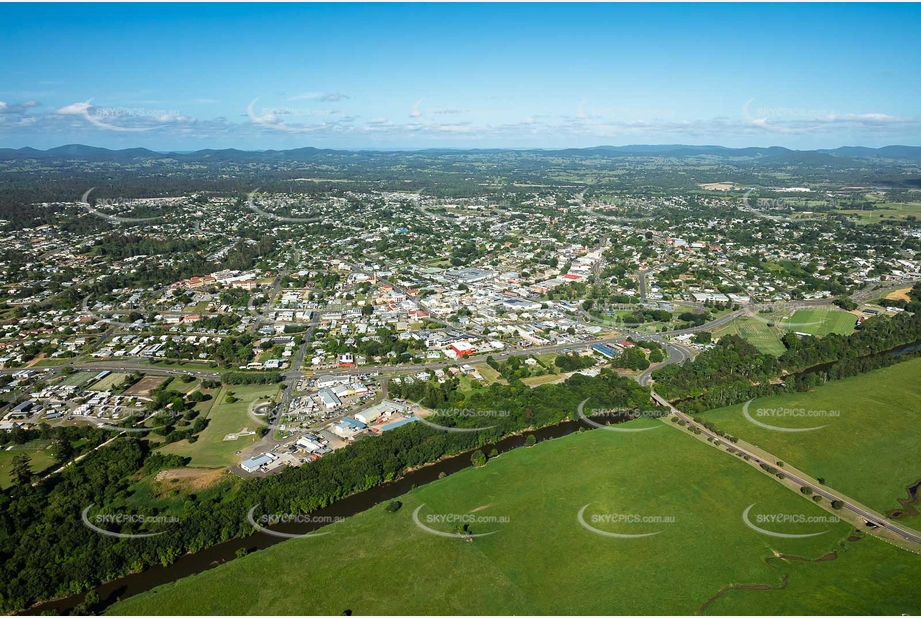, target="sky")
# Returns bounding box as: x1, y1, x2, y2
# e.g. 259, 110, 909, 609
2, 3, 920, 152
